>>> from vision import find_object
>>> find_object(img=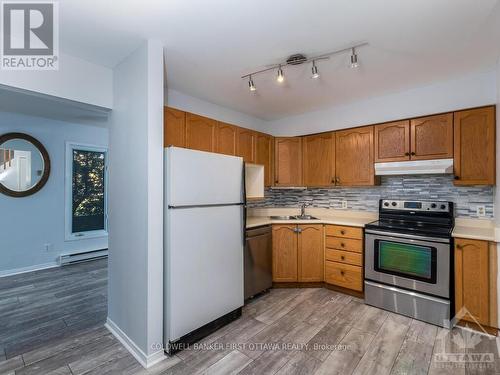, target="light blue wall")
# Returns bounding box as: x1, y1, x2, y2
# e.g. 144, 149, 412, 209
0, 111, 108, 275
